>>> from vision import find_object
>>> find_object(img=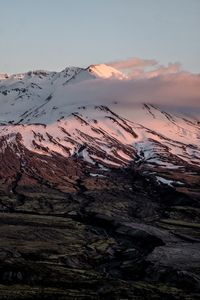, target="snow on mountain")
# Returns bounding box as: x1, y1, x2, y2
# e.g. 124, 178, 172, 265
88, 64, 126, 79
0, 64, 125, 124
0, 64, 199, 172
